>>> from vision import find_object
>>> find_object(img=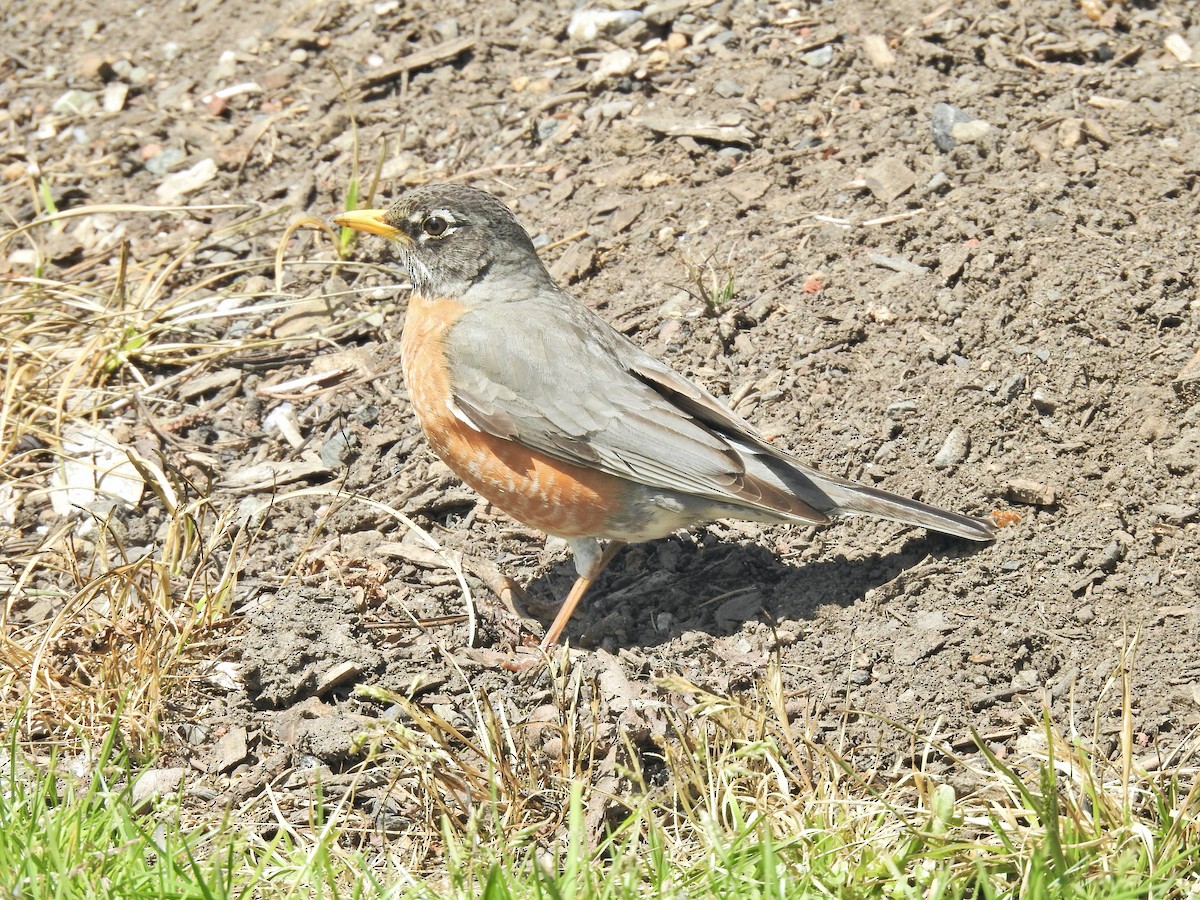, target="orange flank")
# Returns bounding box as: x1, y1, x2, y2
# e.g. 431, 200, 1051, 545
400, 294, 628, 539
